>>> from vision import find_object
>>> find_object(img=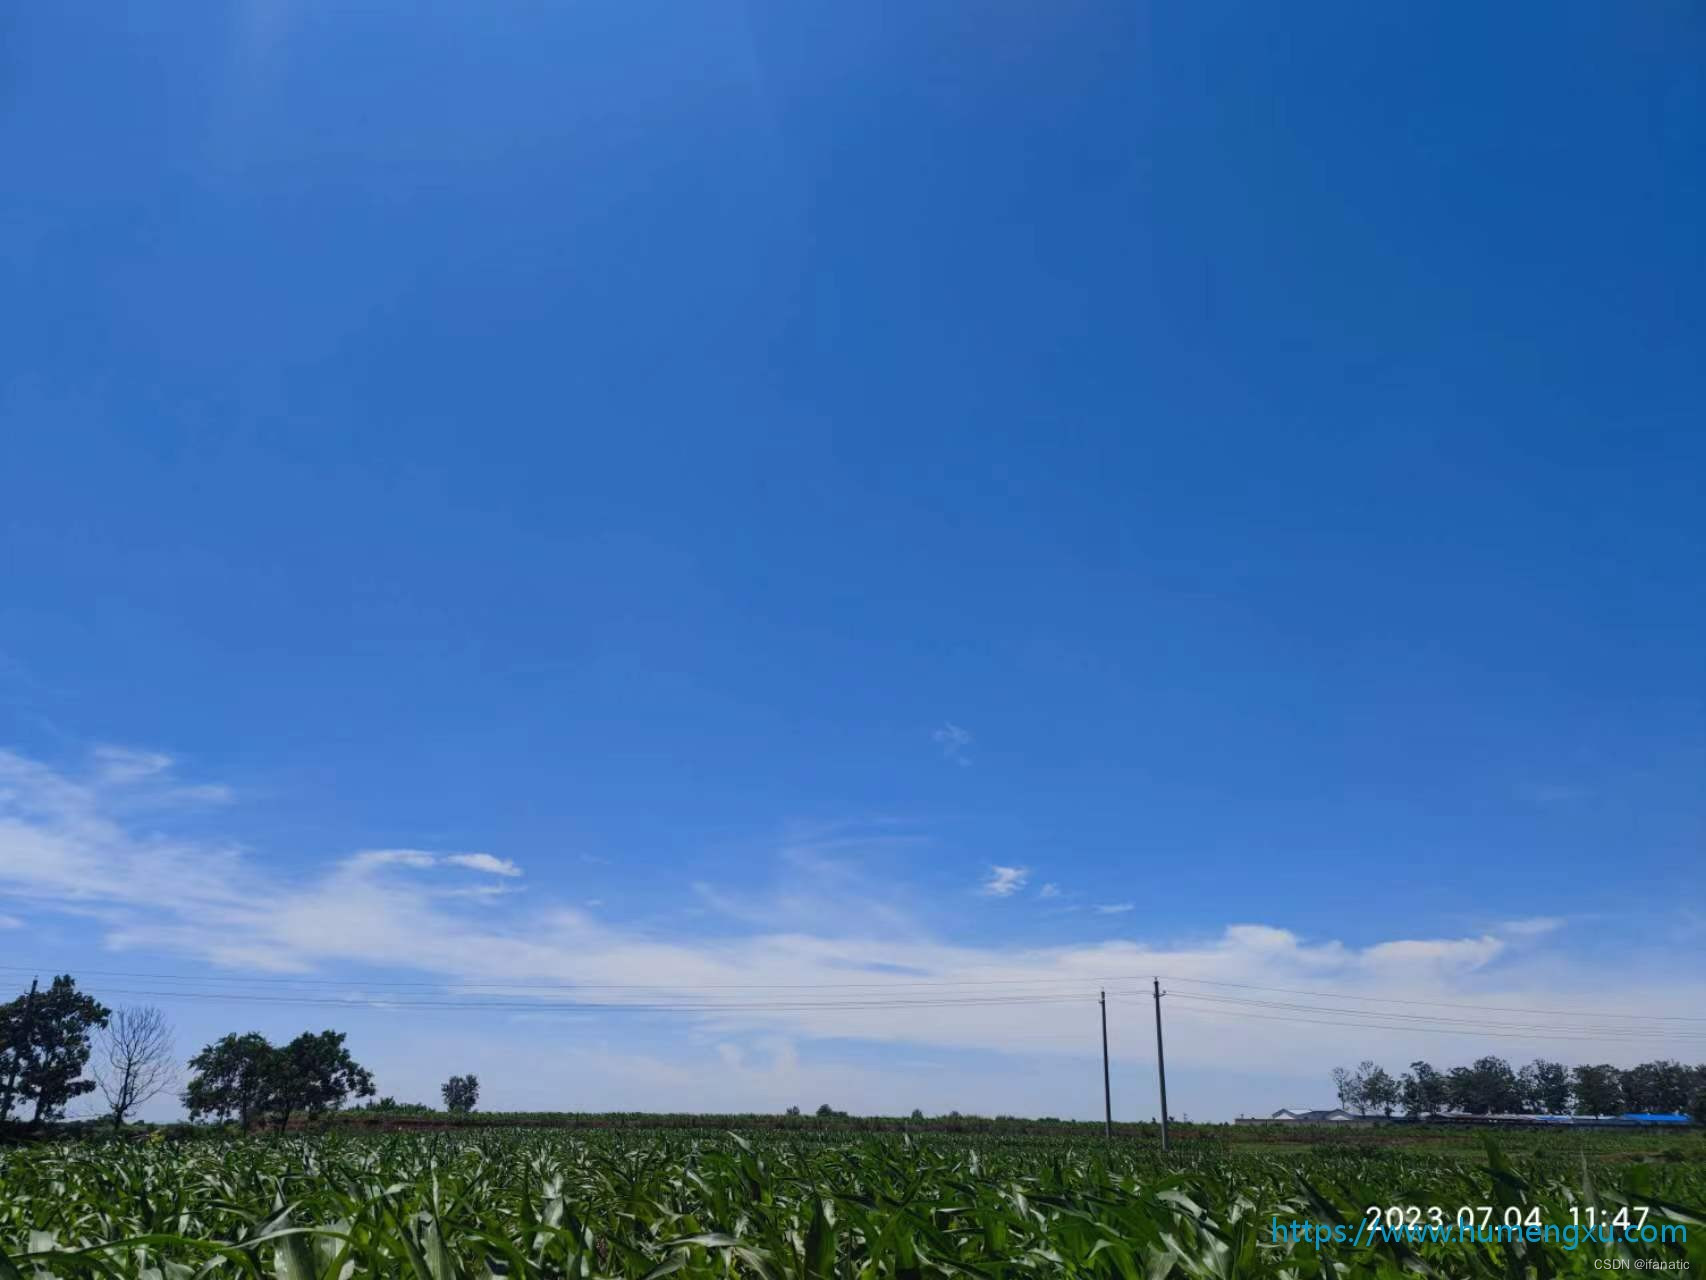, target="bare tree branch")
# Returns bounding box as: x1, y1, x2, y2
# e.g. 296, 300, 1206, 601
94, 1005, 176, 1129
